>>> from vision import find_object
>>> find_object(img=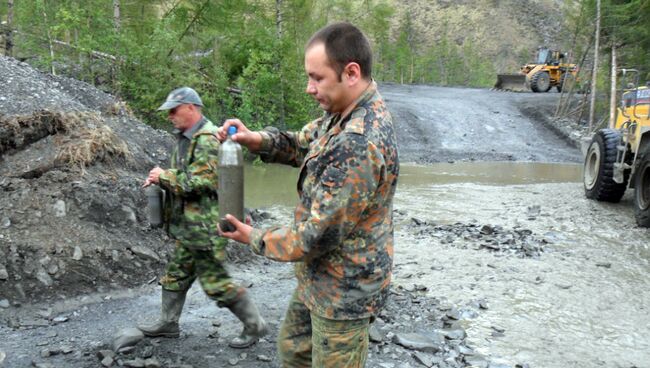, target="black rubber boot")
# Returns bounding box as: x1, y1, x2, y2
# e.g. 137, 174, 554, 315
227, 291, 269, 348
137, 289, 187, 338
